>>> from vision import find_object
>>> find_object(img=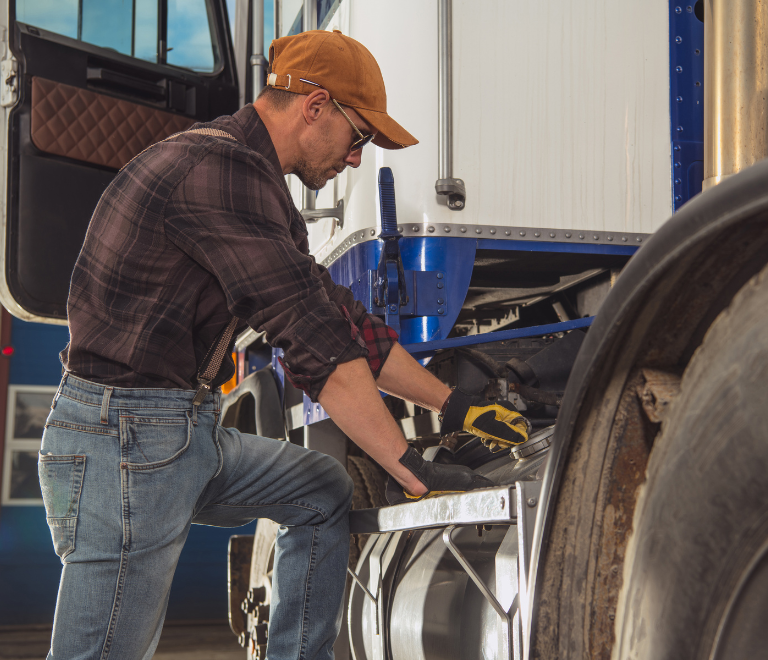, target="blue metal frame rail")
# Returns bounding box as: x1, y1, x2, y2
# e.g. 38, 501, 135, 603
401, 317, 595, 360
